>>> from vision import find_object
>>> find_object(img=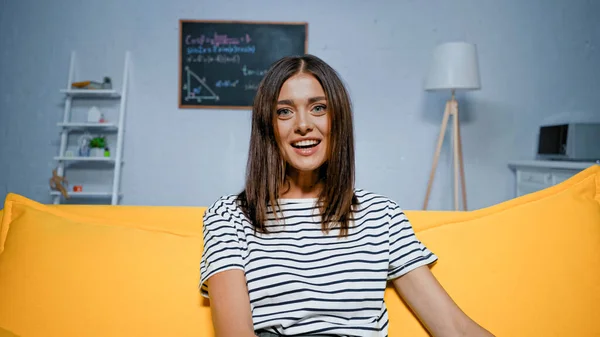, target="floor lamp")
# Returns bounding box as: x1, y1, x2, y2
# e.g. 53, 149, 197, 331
422, 42, 481, 211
